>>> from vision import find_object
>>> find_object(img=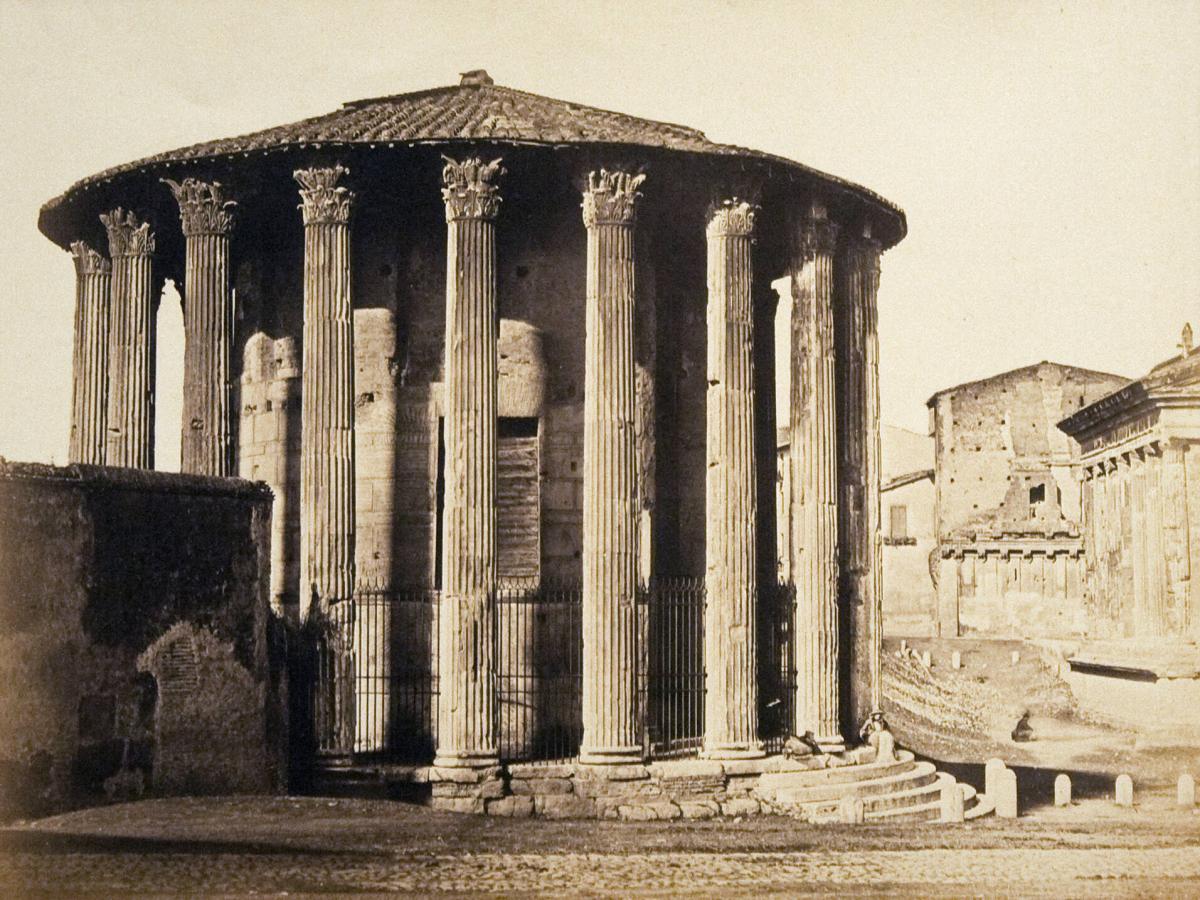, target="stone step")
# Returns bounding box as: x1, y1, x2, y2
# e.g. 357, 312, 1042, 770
768, 760, 936, 805
864, 783, 982, 824
794, 772, 970, 823
756, 750, 916, 794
